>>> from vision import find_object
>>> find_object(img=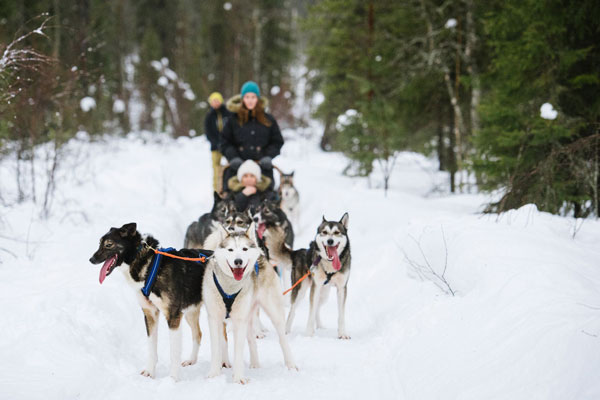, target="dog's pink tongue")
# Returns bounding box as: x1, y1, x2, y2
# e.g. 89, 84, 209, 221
232, 267, 245, 281
99, 255, 117, 284
327, 246, 341, 271
257, 223, 266, 239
